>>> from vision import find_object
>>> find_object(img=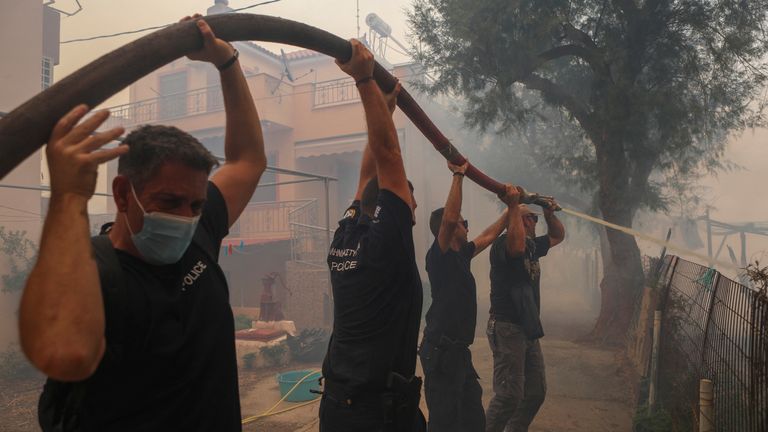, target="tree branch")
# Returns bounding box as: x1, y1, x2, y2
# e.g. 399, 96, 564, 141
560, 23, 600, 50
557, 24, 610, 78
542, 45, 608, 78
521, 74, 597, 136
